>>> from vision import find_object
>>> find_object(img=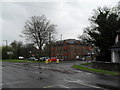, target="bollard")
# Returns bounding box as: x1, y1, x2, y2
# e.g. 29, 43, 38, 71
56, 59, 59, 64
49, 59, 52, 63
45, 59, 49, 64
